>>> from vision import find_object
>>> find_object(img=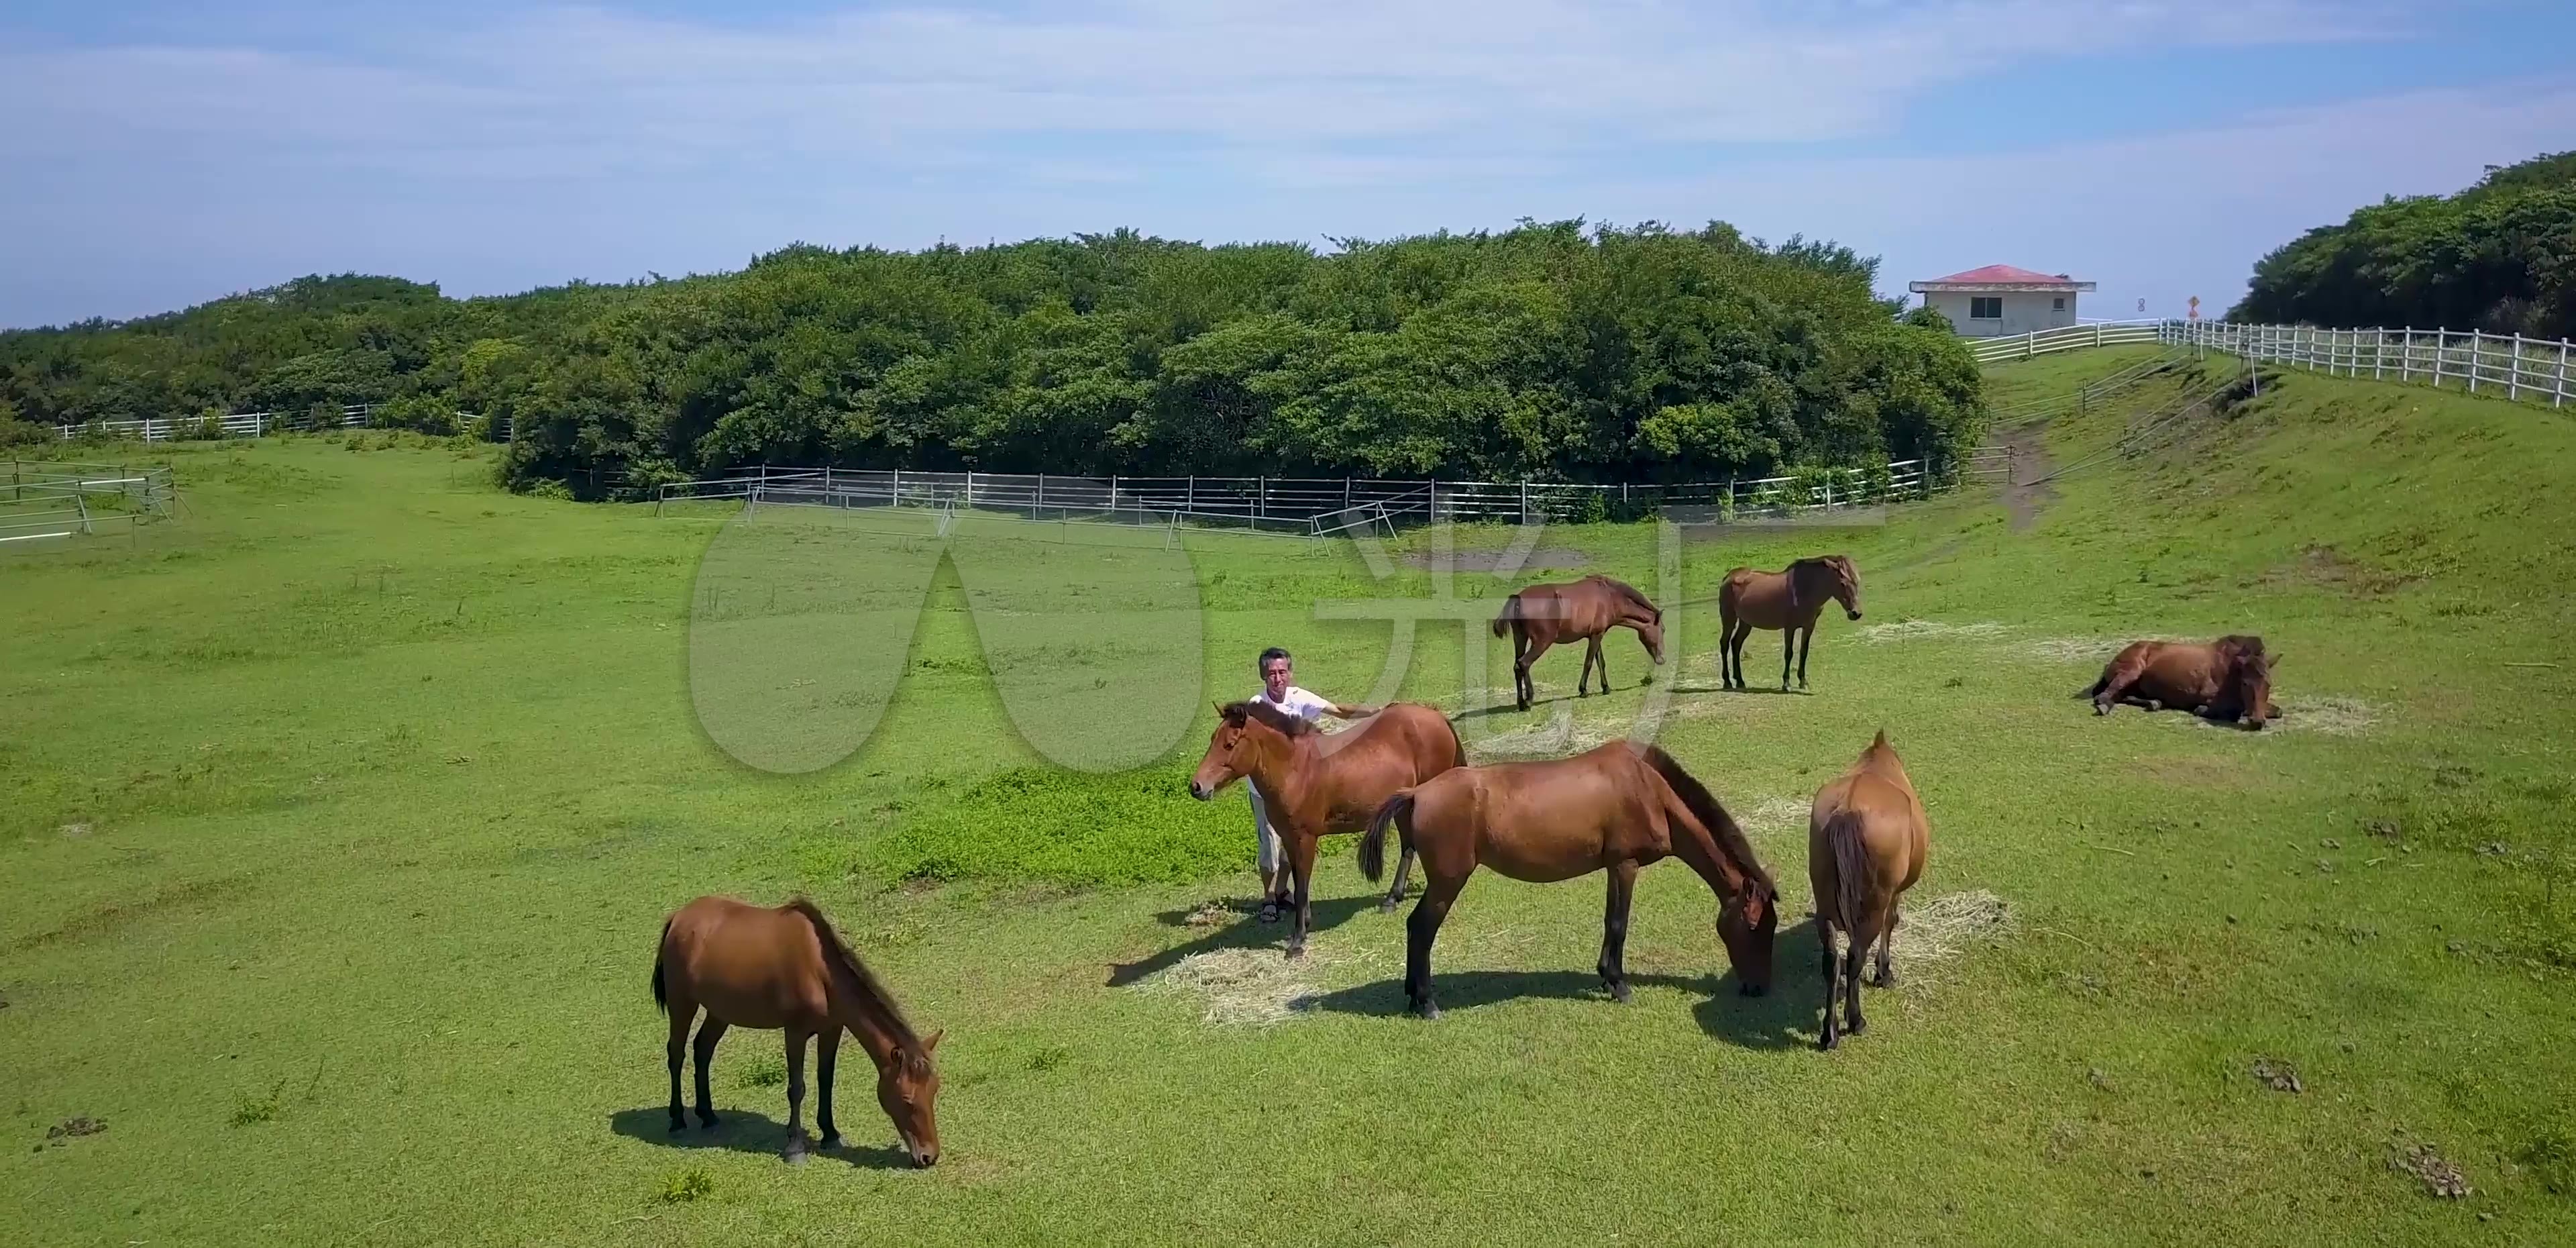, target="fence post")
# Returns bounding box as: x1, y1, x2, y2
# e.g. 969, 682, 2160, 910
1185, 476, 1194, 513
2401, 328, 2412, 382
2510, 335, 2524, 402
2560, 339, 2570, 409
1258, 477, 1267, 522
2467, 331, 2477, 394
1520, 481, 1531, 525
